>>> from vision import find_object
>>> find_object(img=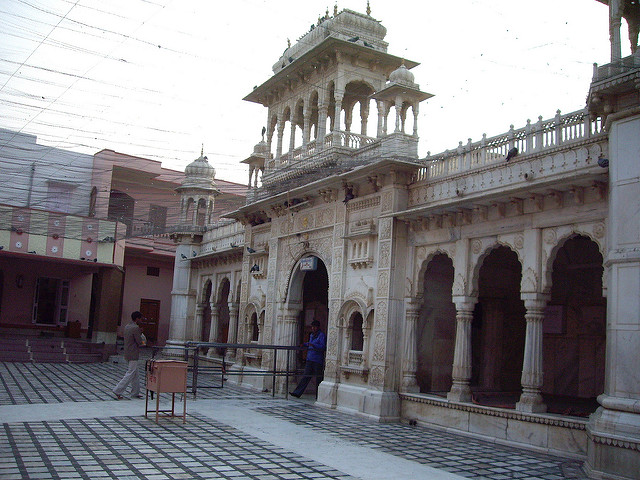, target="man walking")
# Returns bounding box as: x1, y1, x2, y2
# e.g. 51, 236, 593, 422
290, 320, 326, 398
113, 311, 145, 400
